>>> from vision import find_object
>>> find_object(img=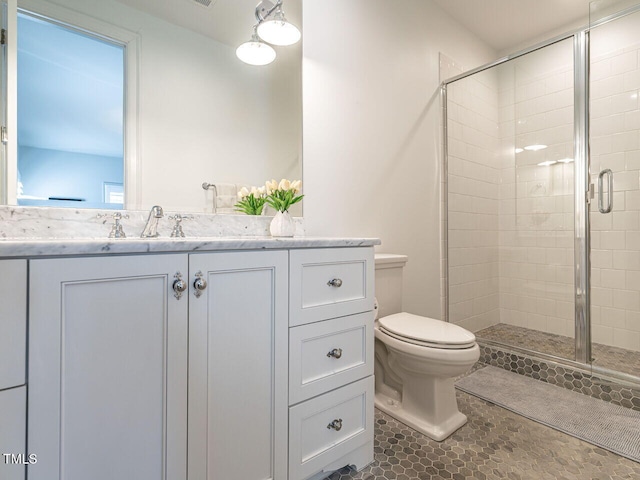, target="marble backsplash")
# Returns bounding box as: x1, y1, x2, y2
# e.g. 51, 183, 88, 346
0, 206, 305, 240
